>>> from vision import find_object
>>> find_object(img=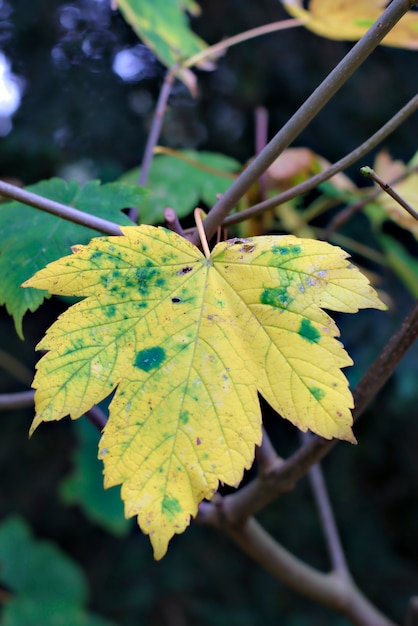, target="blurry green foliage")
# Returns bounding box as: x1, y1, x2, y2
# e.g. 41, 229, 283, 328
60, 419, 131, 537
121, 150, 240, 223
0, 516, 114, 626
